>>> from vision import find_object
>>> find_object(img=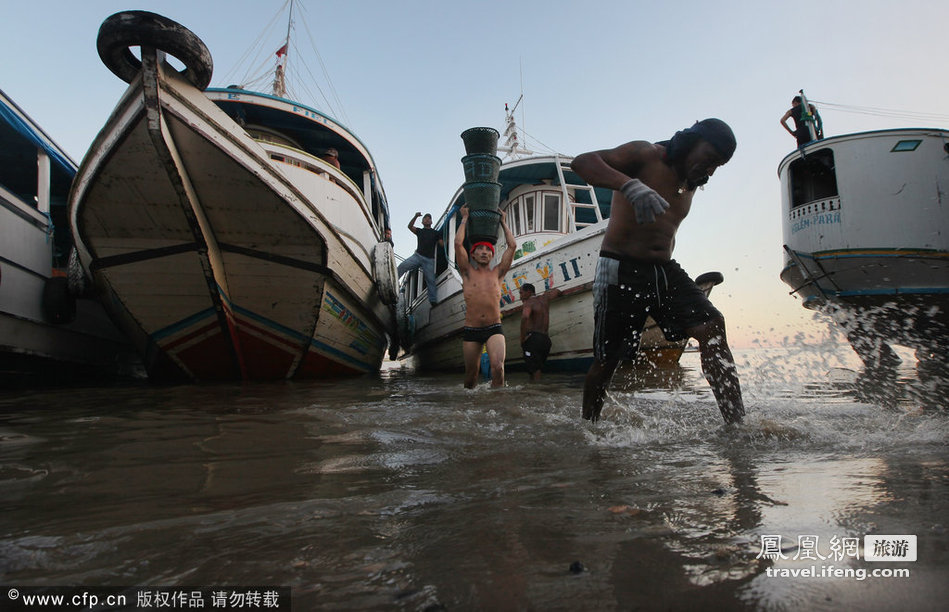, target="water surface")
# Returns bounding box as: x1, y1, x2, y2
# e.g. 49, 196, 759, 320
1, 346, 947, 610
